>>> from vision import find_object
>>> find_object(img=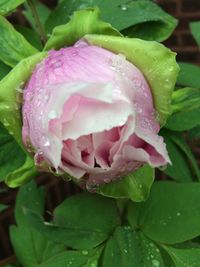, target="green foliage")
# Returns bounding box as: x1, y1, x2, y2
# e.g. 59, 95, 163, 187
127, 182, 200, 244
161, 130, 200, 182
98, 165, 154, 202
190, 21, 200, 47
0, 60, 11, 79
23, 0, 50, 33
0, 15, 38, 67
25, 193, 120, 249
10, 180, 66, 267
1, 1, 200, 266
165, 108, 200, 131
166, 87, 200, 132
11, 181, 200, 267
0, 122, 26, 182
171, 87, 200, 113
14, 25, 43, 50
45, 0, 177, 42
177, 63, 200, 89
101, 227, 164, 267
0, 0, 26, 16
163, 246, 200, 267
